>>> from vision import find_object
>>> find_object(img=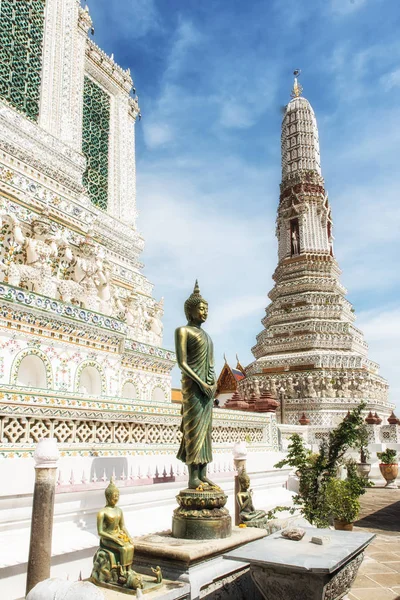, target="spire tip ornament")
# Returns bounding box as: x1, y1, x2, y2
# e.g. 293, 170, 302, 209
291, 69, 303, 99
